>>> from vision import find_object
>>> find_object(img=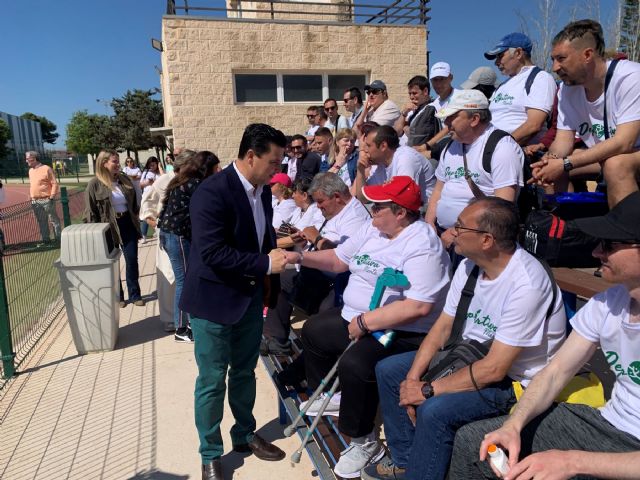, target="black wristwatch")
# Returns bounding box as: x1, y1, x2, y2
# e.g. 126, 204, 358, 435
421, 382, 434, 400
562, 157, 574, 172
